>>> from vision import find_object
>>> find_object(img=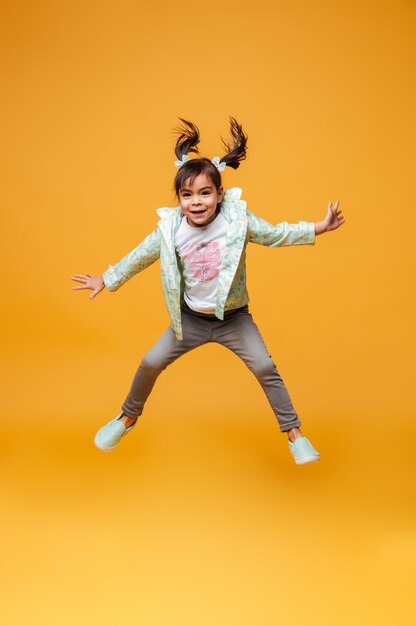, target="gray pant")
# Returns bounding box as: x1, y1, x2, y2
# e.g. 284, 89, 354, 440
122, 304, 301, 432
